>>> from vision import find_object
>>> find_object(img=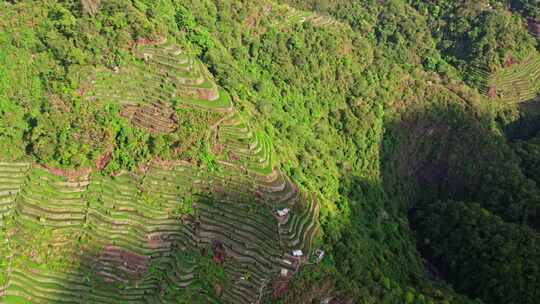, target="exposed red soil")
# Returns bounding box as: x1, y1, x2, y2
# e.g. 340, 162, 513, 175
146, 233, 170, 249
228, 151, 239, 161
137, 163, 149, 174
212, 142, 224, 155
132, 36, 167, 47
212, 239, 226, 265
48, 94, 71, 112
528, 19, 540, 37
272, 279, 290, 300
151, 158, 192, 170
120, 103, 178, 134
96, 150, 112, 170
76, 81, 92, 97
120, 104, 137, 119
100, 245, 150, 274
196, 87, 219, 101
246, 15, 258, 28
39, 164, 91, 181
488, 86, 498, 98
36, 148, 114, 181
263, 169, 280, 183
504, 55, 515, 68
